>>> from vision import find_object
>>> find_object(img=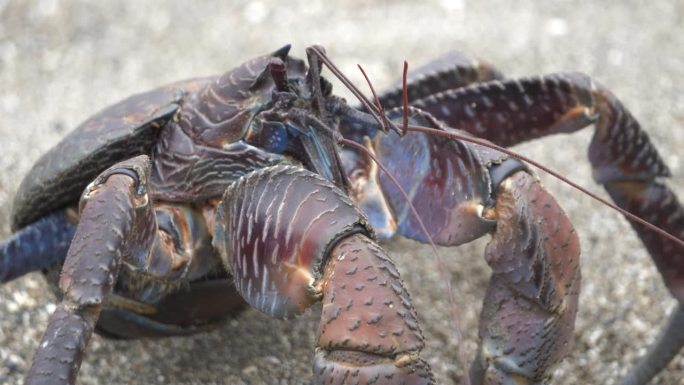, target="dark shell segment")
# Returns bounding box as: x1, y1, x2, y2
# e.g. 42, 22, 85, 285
214, 165, 368, 319
10, 82, 194, 230
150, 123, 286, 202
96, 279, 247, 339
179, 45, 307, 147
